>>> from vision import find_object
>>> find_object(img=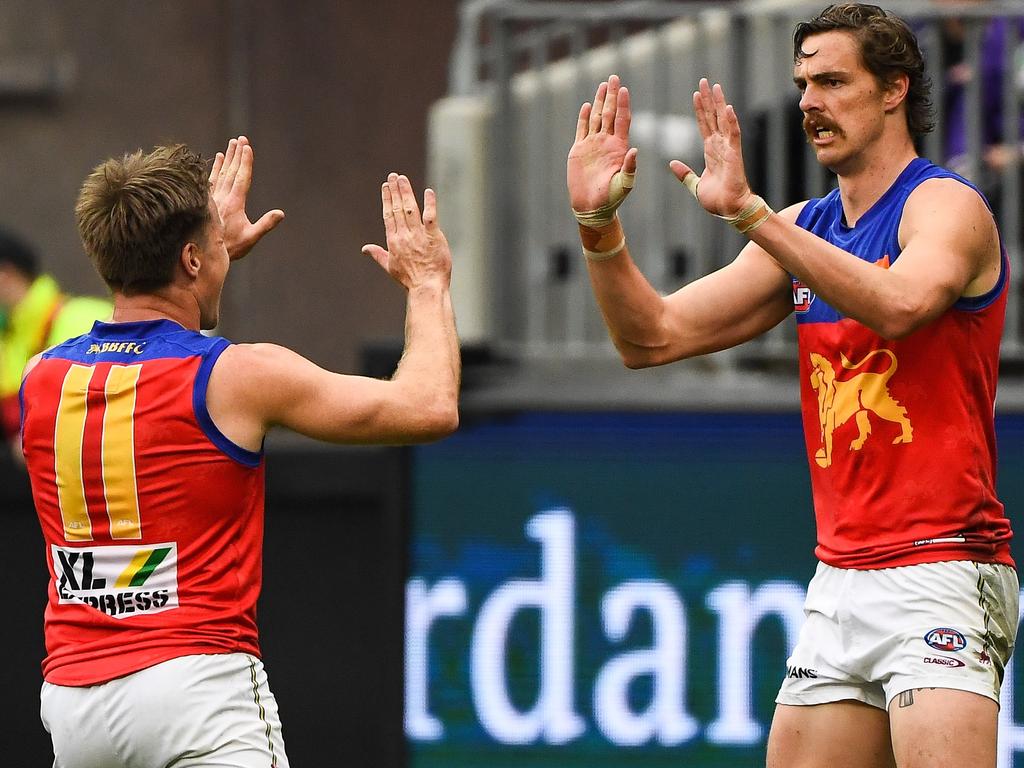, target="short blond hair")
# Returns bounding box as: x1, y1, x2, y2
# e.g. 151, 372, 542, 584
75, 144, 210, 294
